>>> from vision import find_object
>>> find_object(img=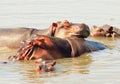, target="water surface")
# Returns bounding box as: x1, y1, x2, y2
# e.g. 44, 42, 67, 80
0, 0, 120, 84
